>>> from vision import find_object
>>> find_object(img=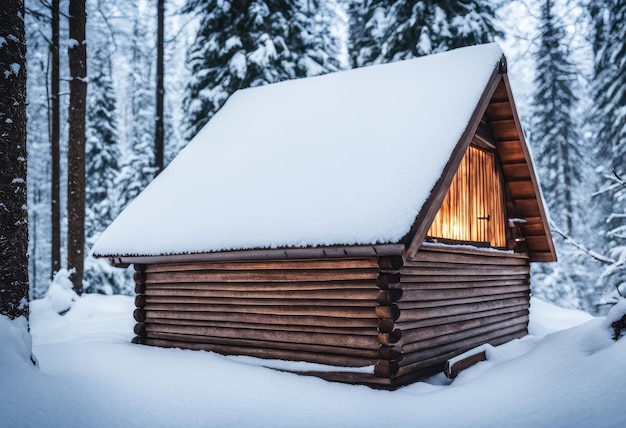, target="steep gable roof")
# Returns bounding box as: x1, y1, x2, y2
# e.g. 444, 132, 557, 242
92, 44, 554, 262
